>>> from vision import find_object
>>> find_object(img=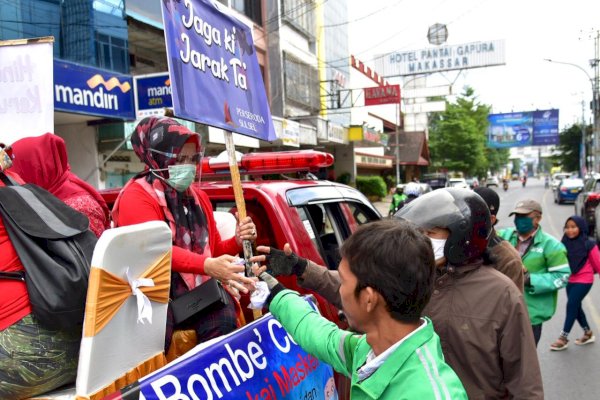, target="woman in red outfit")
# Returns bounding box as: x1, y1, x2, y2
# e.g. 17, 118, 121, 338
0, 165, 79, 398
112, 117, 257, 350
10, 133, 110, 238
